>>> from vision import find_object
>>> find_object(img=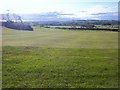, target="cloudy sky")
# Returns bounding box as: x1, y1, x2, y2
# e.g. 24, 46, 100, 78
0, 0, 119, 20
